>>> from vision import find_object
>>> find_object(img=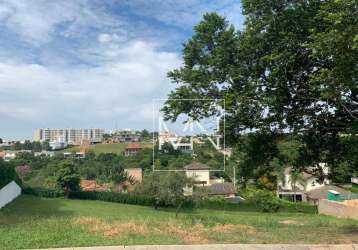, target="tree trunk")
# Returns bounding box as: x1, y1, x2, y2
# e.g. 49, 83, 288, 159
175, 202, 183, 218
